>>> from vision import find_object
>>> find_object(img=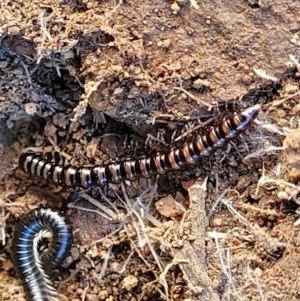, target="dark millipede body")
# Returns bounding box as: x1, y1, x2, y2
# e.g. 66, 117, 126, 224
18, 105, 261, 189
11, 209, 72, 301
